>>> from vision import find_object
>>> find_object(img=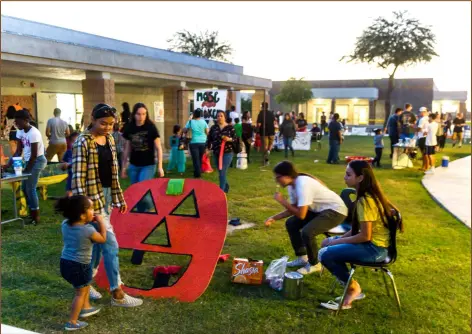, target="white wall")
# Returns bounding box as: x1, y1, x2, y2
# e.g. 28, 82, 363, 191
1, 77, 82, 95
